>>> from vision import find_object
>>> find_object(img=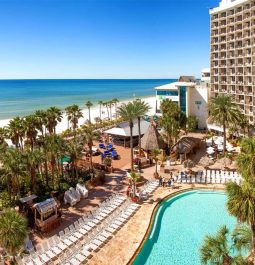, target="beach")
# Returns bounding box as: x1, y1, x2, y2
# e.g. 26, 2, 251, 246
0, 95, 156, 134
